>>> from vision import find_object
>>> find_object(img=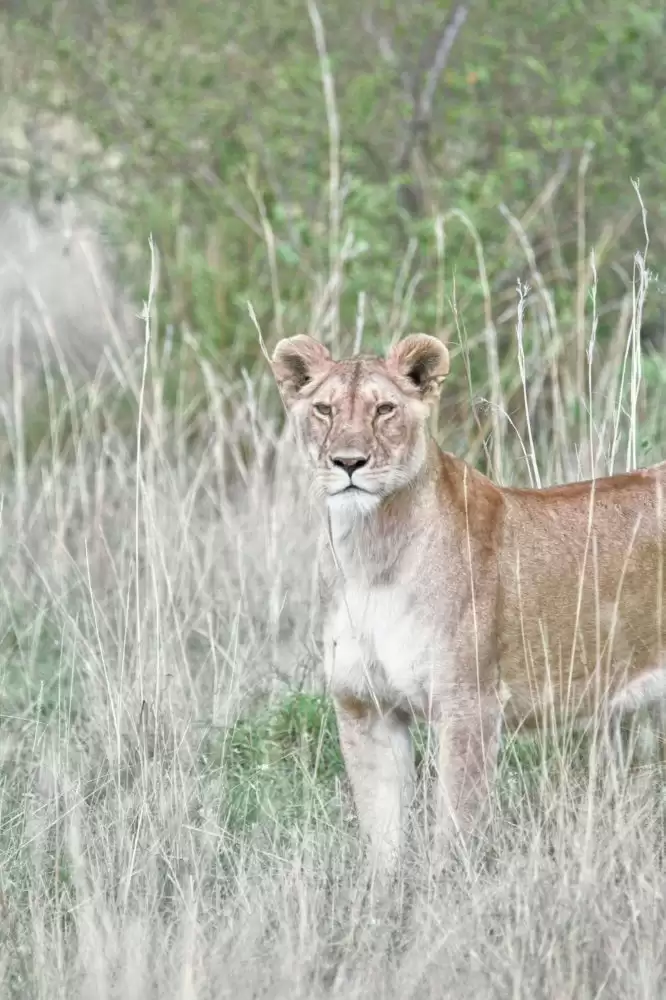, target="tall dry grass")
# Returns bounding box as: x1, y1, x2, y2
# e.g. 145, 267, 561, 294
1, 19, 666, 987
0, 206, 664, 995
